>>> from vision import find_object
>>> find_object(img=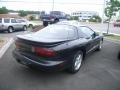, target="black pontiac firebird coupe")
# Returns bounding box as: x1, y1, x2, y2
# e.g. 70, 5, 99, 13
13, 21, 103, 73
